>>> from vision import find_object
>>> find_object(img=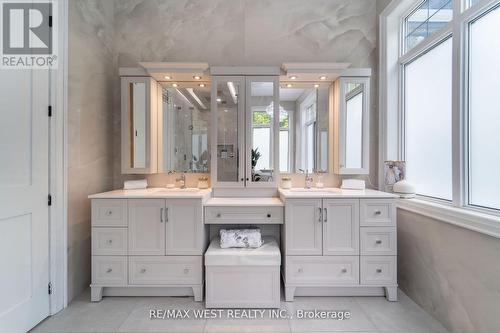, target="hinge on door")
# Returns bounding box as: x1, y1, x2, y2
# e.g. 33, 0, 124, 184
48, 105, 53, 117
48, 15, 53, 28
48, 282, 52, 295
48, 194, 52, 206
